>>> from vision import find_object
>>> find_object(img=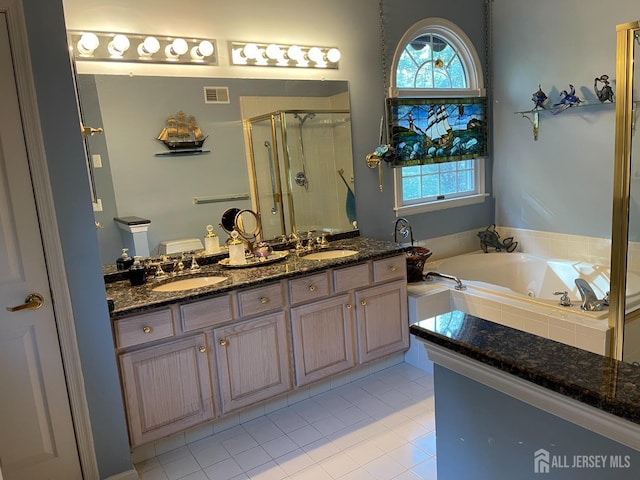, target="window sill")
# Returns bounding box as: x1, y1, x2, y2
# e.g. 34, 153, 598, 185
394, 193, 489, 217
